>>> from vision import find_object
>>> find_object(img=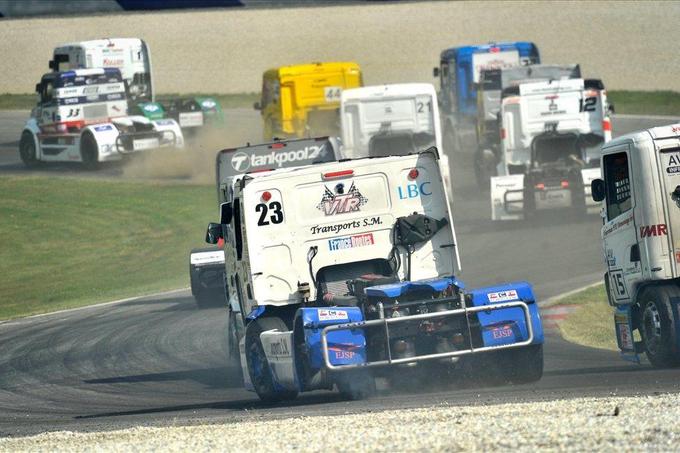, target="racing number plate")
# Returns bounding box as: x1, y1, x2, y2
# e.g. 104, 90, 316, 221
324, 86, 342, 103
179, 112, 204, 127
133, 138, 160, 151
